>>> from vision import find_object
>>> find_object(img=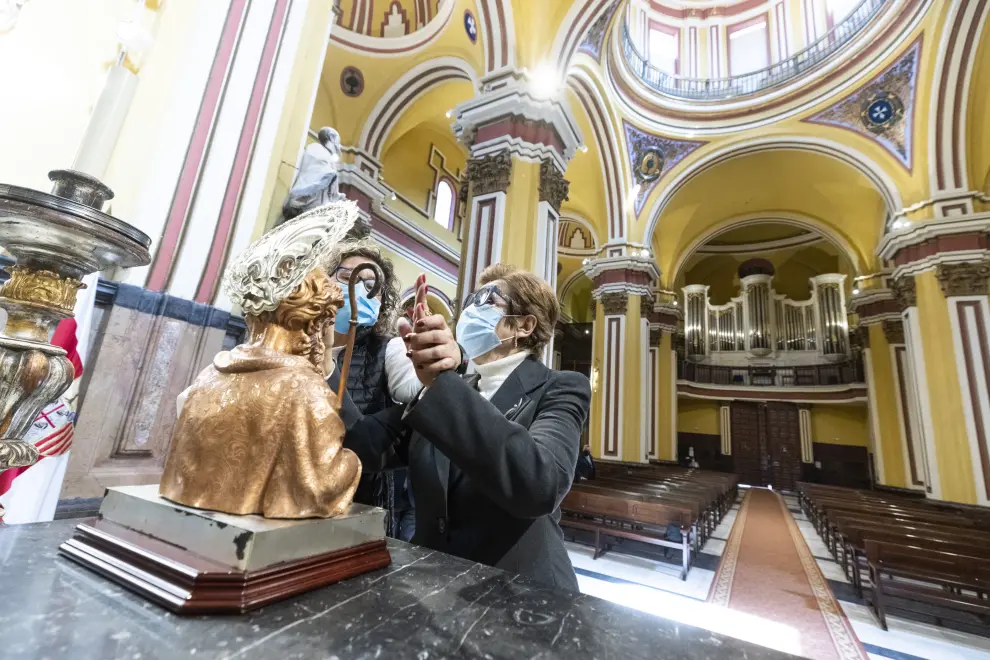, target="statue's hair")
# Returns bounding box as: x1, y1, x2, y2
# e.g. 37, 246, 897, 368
250, 267, 343, 369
